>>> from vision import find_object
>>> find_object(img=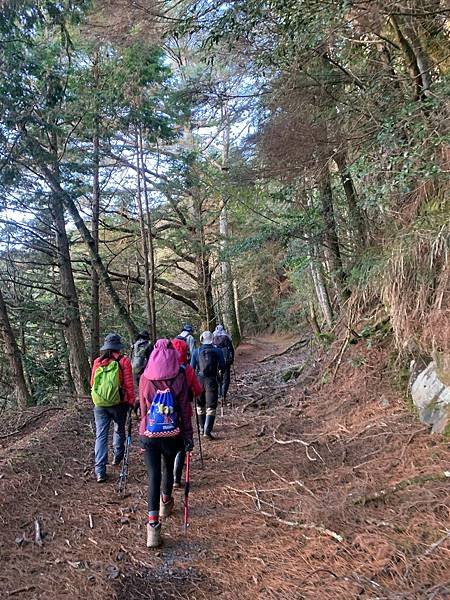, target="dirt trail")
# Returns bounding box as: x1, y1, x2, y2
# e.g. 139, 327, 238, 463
0, 335, 449, 599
